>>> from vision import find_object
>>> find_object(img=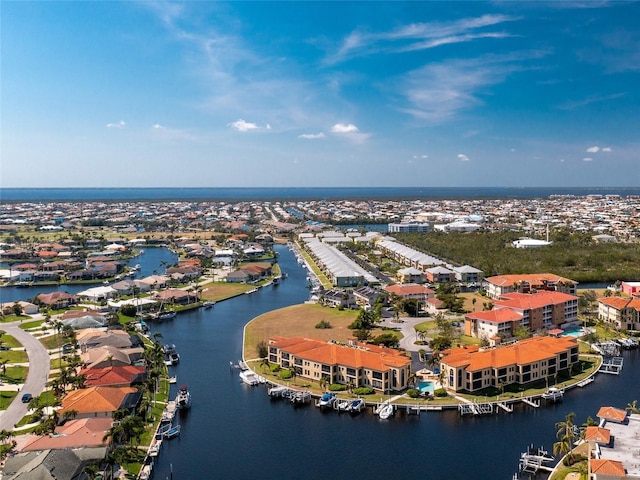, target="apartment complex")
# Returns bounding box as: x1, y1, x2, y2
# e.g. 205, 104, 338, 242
598, 296, 640, 331
439, 336, 579, 393
465, 290, 579, 343
268, 336, 411, 393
